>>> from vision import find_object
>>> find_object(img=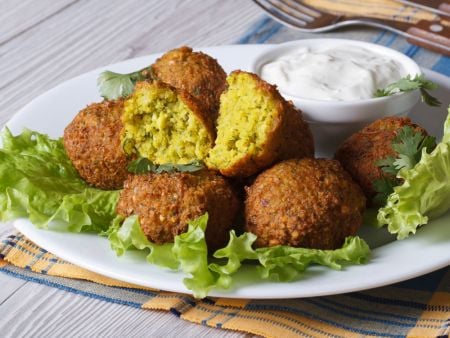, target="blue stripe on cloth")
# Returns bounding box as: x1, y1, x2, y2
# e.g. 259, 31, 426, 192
318, 298, 431, 323
196, 304, 321, 337
25, 247, 47, 271
255, 21, 283, 43
237, 16, 272, 44
304, 298, 439, 329
246, 304, 404, 337
384, 33, 398, 47
347, 293, 450, 312
215, 310, 239, 329
372, 30, 387, 44
236, 15, 283, 44
432, 57, 450, 77
404, 44, 421, 58
0, 268, 142, 308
